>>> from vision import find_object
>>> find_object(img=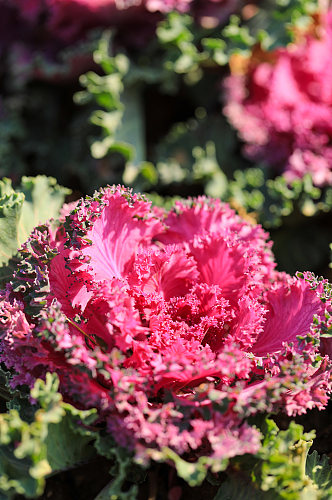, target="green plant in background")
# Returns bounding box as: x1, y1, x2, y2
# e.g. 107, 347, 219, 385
222, 0, 318, 53
74, 34, 133, 162
74, 0, 319, 178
